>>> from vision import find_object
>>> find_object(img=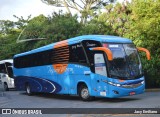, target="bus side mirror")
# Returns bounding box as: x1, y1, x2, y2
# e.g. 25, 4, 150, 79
137, 47, 151, 60
90, 47, 113, 61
